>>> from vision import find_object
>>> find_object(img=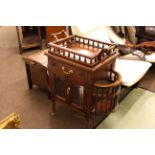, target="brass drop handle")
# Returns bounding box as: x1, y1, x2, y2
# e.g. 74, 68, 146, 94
62, 66, 73, 75
67, 87, 71, 95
